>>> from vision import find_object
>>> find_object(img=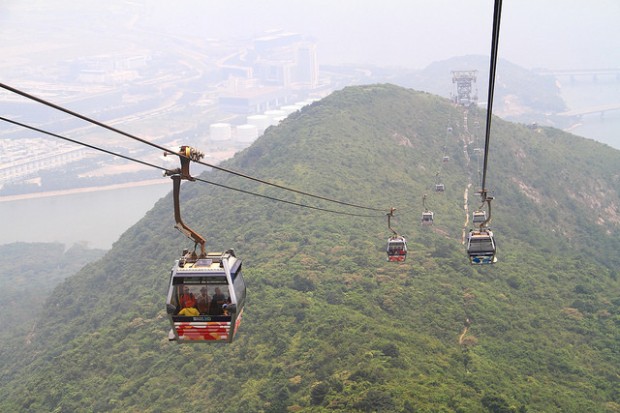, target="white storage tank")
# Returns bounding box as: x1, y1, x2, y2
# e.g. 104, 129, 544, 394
298, 99, 316, 107
236, 124, 258, 143
246, 114, 270, 132
280, 105, 299, 115
264, 109, 287, 125
210, 123, 232, 141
